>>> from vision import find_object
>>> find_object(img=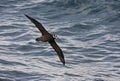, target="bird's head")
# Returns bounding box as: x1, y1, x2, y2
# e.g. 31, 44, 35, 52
35, 37, 40, 41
